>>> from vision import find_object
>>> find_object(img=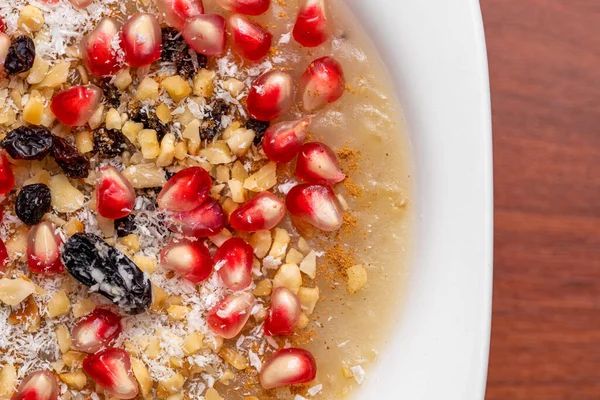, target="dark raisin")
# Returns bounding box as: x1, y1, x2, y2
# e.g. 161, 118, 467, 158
62, 233, 152, 314
161, 27, 185, 61
51, 136, 90, 179
93, 128, 126, 158
100, 79, 121, 108
200, 123, 218, 141
161, 28, 207, 79
211, 99, 231, 124
4, 35, 35, 75
15, 184, 52, 226
114, 214, 137, 237
246, 118, 271, 145
131, 109, 168, 141
1, 126, 53, 160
